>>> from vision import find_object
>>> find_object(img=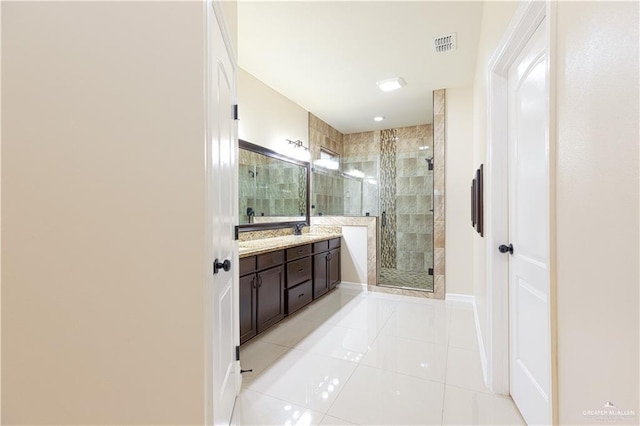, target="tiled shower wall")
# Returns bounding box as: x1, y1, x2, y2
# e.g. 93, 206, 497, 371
309, 114, 345, 216
311, 171, 344, 216
433, 89, 446, 298
239, 155, 306, 222
394, 125, 434, 274
309, 113, 344, 159
343, 132, 381, 216
343, 125, 434, 274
